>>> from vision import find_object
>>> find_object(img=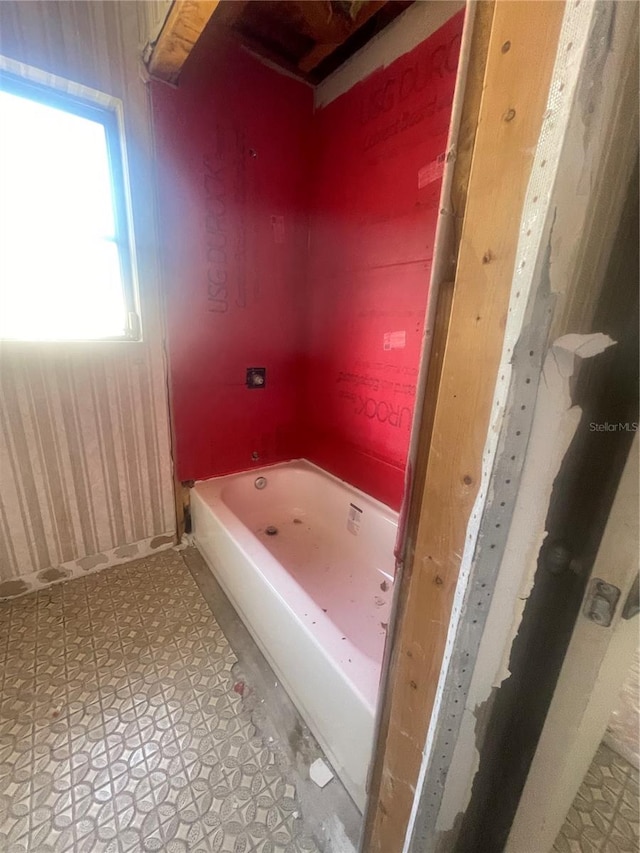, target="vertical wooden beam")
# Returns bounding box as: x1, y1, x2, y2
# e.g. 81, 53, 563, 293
363, 2, 566, 851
